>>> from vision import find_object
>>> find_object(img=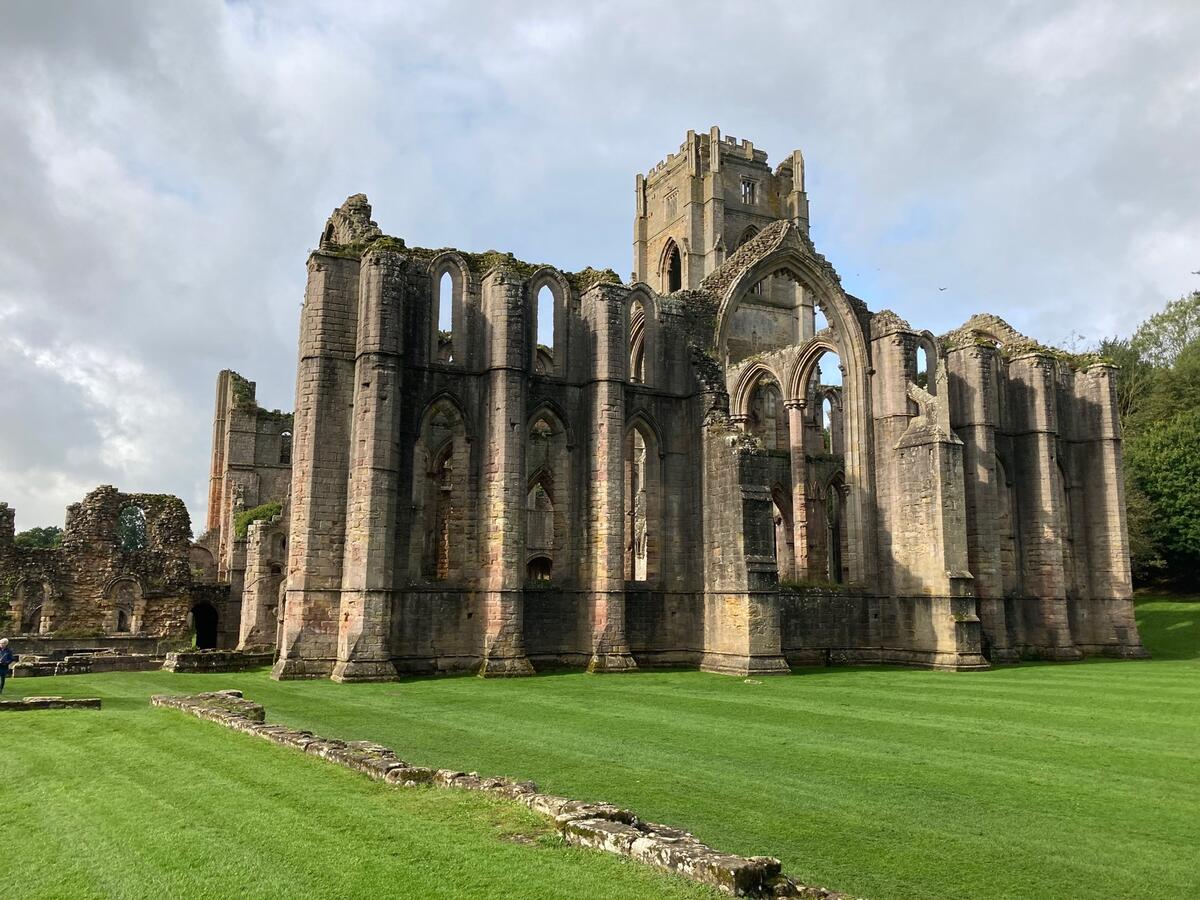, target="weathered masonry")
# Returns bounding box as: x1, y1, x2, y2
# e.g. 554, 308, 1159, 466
250, 127, 1145, 681
0, 487, 230, 653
